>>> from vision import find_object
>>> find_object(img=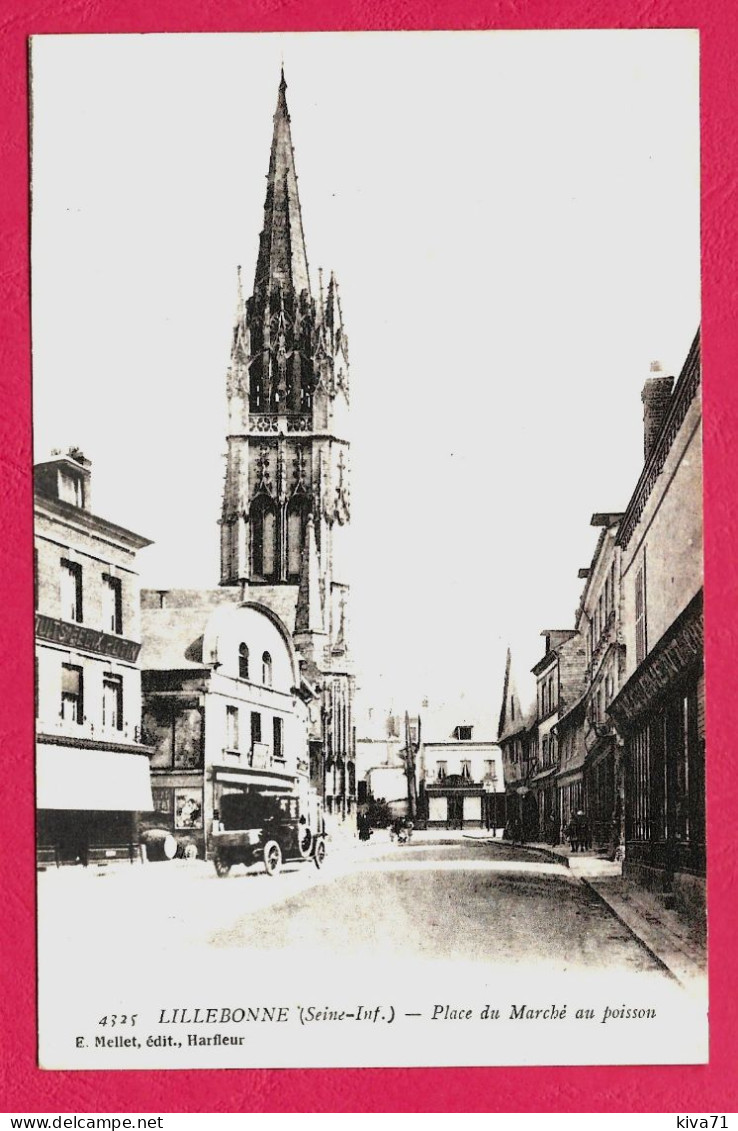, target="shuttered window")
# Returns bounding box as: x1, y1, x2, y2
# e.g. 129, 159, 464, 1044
634, 555, 647, 664
61, 664, 83, 724
102, 674, 123, 731
60, 559, 83, 623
